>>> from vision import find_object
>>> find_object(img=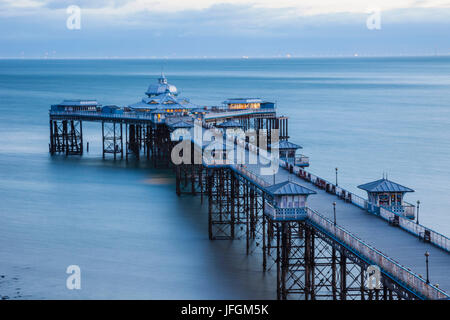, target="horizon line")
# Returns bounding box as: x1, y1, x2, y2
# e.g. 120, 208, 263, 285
0, 53, 449, 60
